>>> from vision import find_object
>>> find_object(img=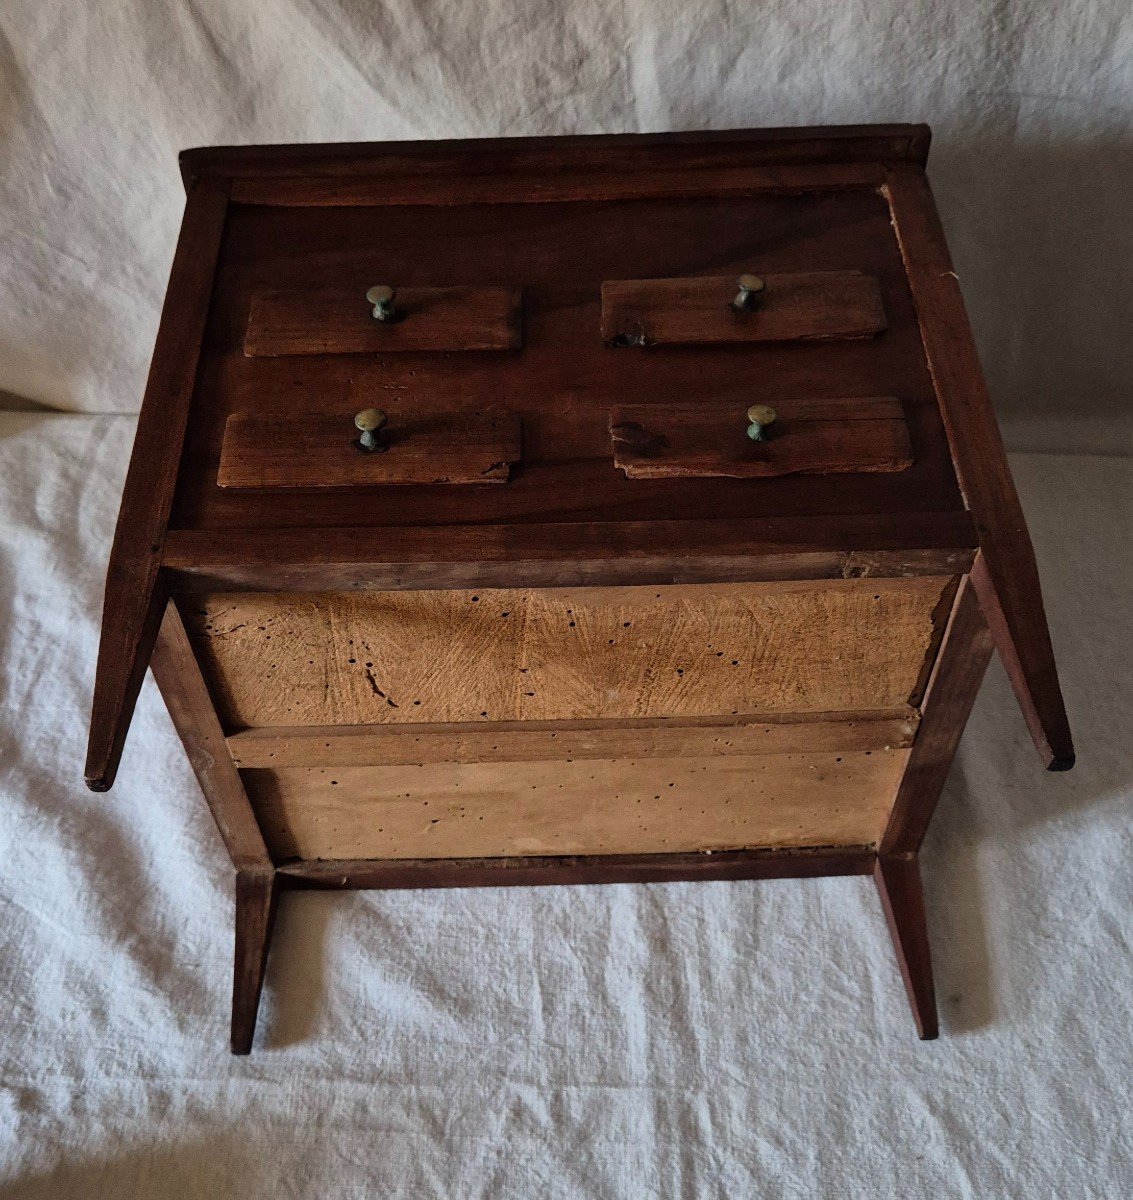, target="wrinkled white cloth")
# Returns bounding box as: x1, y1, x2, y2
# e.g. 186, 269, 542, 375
0, 412, 1130, 1196
1, 2, 1131, 452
